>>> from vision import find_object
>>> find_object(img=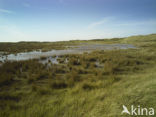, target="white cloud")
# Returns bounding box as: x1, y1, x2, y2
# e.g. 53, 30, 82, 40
0, 16, 155, 42
0, 8, 14, 14
0, 25, 31, 42
116, 19, 156, 26
88, 17, 113, 29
